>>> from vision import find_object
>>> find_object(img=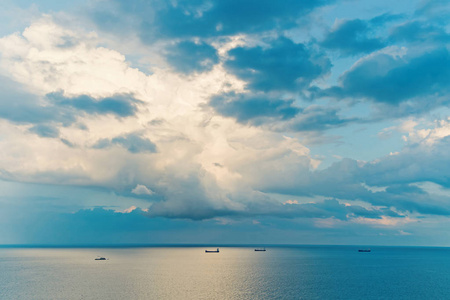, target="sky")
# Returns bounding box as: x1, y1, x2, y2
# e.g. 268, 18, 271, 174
0, 0, 449, 246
